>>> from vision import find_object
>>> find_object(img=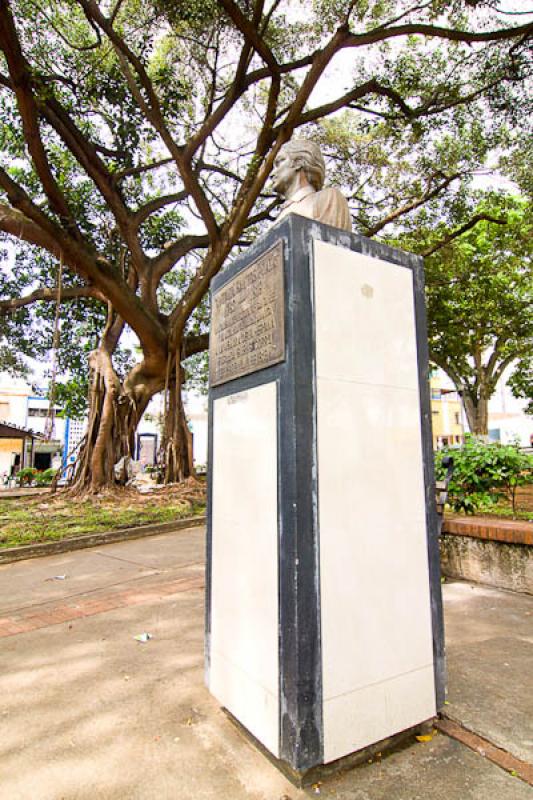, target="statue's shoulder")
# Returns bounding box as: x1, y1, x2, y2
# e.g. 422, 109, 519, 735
311, 186, 351, 232
313, 186, 350, 211
317, 186, 346, 200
